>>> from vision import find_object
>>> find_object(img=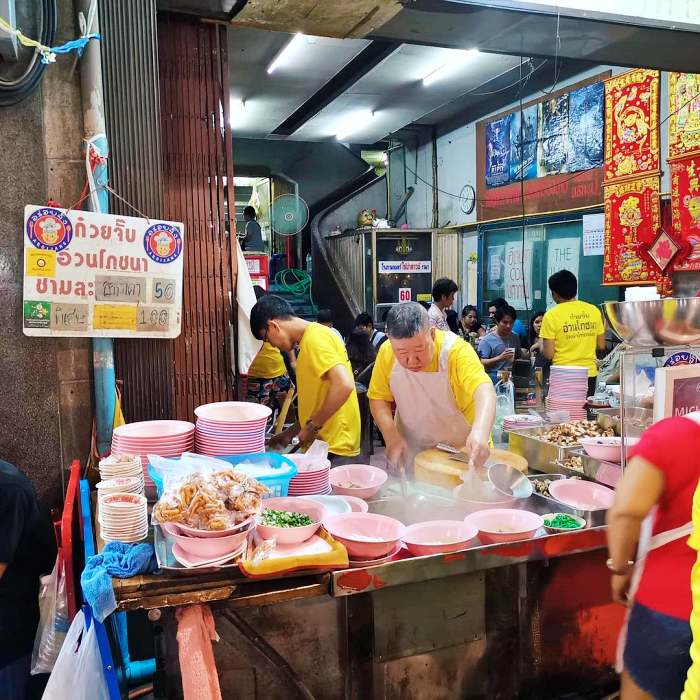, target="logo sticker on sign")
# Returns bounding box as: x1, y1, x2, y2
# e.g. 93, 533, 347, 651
399, 288, 412, 302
